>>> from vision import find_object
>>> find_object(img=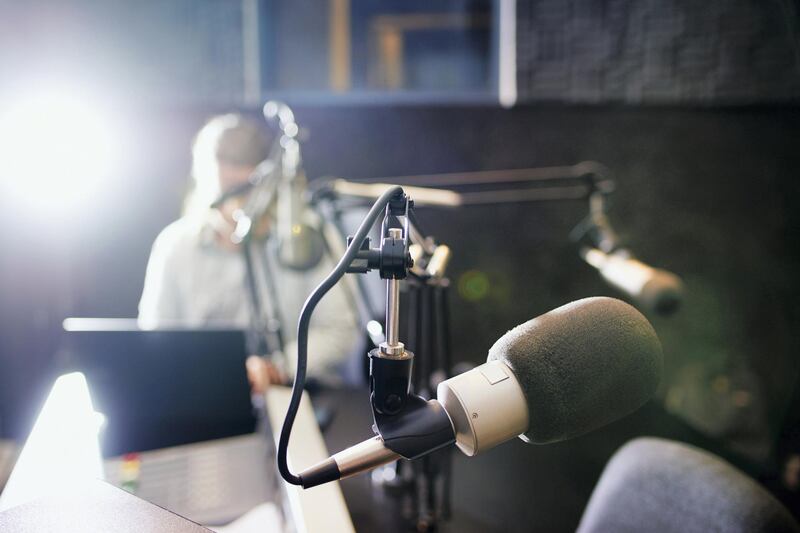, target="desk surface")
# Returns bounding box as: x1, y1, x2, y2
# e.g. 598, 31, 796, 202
0, 479, 210, 533
313, 387, 724, 533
